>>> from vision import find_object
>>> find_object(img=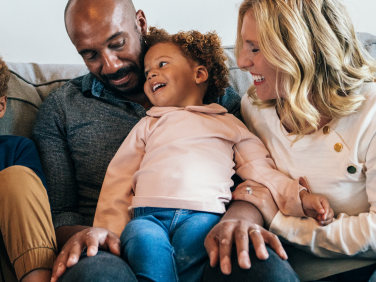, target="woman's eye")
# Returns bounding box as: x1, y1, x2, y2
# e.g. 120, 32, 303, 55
252, 49, 260, 53
159, 62, 167, 68
144, 71, 149, 78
